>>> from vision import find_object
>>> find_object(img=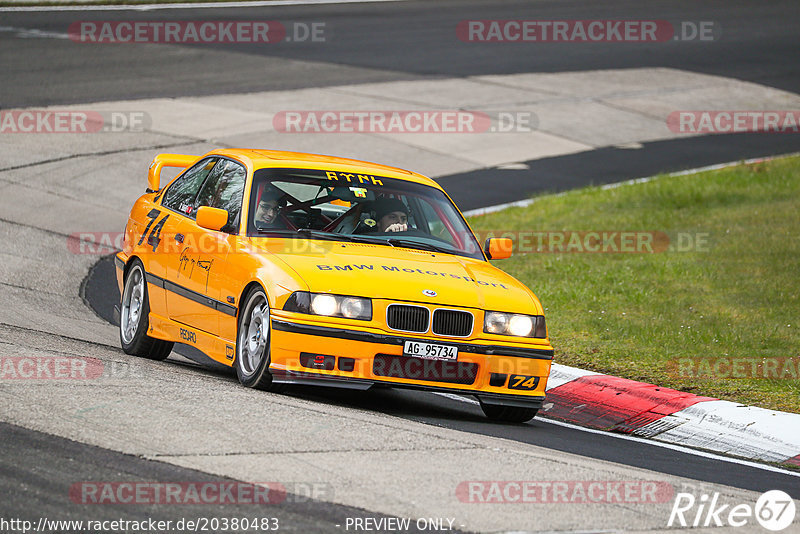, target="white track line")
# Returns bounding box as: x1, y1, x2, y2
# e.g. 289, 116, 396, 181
0, 25, 70, 38
536, 417, 800, 478
0, 0, 402, 12
432, 392, 800, 478
462, 152, 800, 217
